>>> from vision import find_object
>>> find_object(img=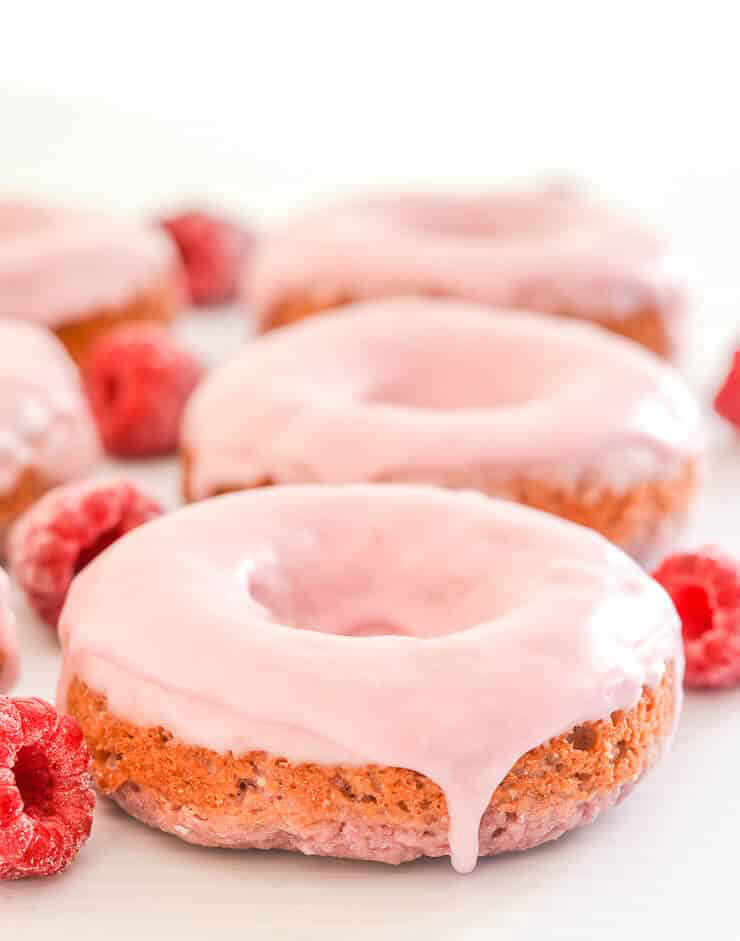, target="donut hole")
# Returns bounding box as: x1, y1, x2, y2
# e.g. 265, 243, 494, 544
249, 564, 413, 638
361, 334, 575, 410
247, 562, 486, 639
245, 515, 539, 639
